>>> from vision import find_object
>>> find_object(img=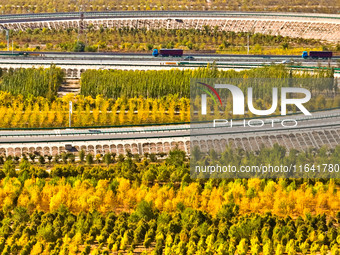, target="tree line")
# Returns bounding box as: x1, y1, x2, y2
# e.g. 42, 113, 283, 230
0, 90, 338, 128
0, 92, 190, 128
0, 0, 338, 14
0, 203, 338, 254
2, 27, 337, 54
0, 66, 64, 99
0, 145, 339, 216
80, 66, 336, 99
